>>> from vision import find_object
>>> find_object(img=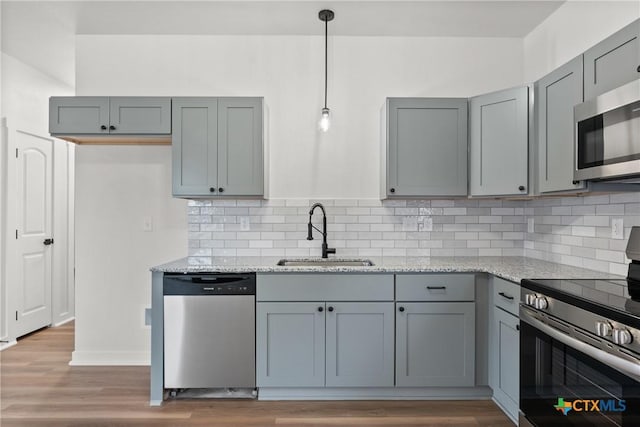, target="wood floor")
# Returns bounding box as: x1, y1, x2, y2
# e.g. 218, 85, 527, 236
1, 322, 514, 426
